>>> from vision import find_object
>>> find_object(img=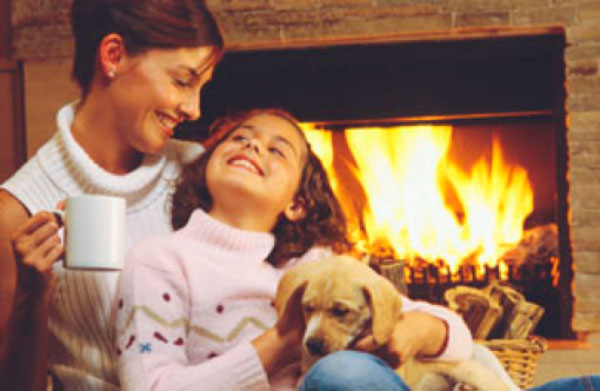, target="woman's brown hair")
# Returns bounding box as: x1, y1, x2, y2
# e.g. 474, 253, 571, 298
171, 108, 352, 266
71, 0, 224, 97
